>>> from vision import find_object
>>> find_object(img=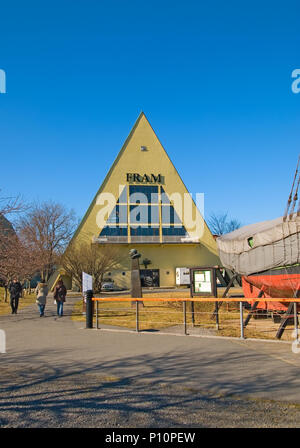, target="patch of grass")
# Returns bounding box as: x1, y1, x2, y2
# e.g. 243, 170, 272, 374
0, 287, 36, 315
72, 290, 236, 331
73, 297, 187, 330
72, 289, 296, 341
